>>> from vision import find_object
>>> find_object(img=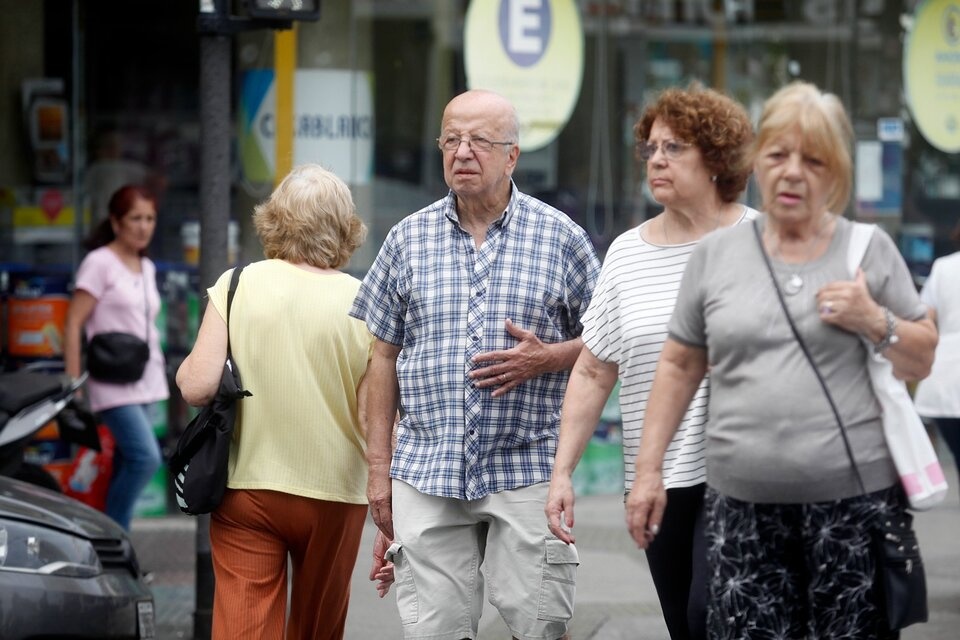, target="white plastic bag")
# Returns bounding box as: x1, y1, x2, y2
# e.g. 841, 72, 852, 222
847, 223, 947, 510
